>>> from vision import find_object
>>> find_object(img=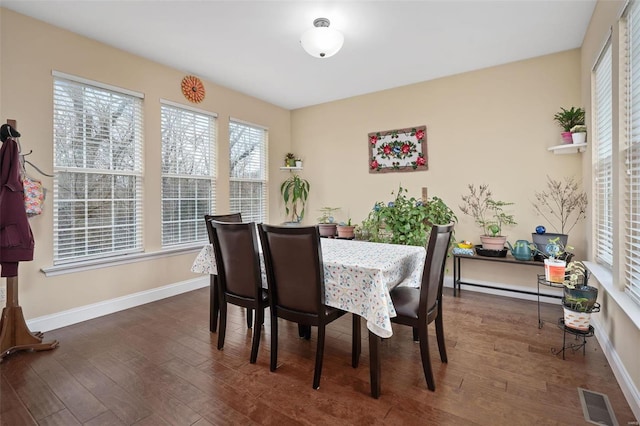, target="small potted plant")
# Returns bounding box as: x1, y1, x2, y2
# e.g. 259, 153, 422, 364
317, 206, 339, 237
337, 218, 356, 239
280, 174, 310, 223
561, 261, 599, 331
459, 184, 516, 252
570, 124, 587, 144
284, 152, 296, 167
554, 106, 585, 144
538, 236, 574, 283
